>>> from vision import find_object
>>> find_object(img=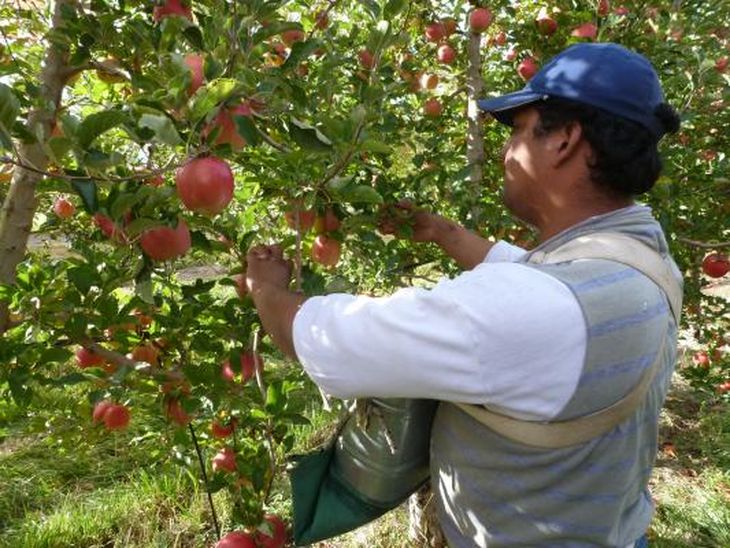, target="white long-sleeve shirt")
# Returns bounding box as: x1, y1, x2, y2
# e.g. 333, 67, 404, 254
292, 241, 587, 421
